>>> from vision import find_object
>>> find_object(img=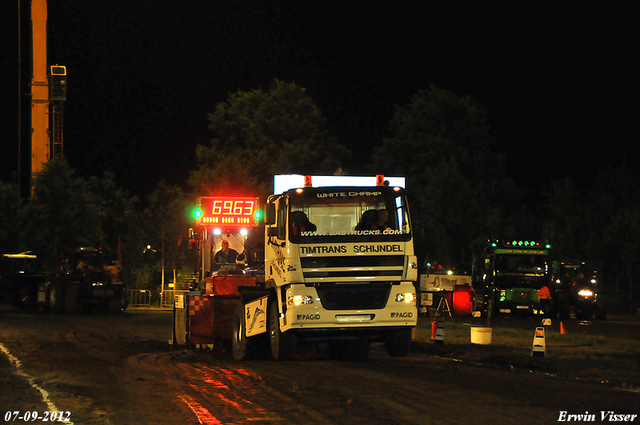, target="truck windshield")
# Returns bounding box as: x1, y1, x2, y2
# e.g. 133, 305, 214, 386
493, 254, 547, 288
288, 188, 411, 242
